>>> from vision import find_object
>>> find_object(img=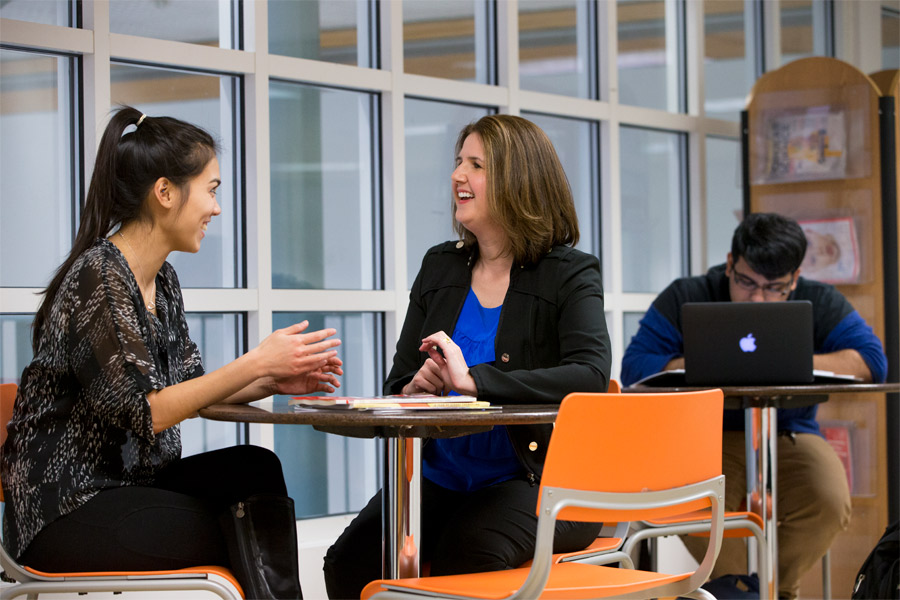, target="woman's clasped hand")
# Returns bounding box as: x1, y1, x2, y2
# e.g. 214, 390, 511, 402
401, 331, 476, 396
